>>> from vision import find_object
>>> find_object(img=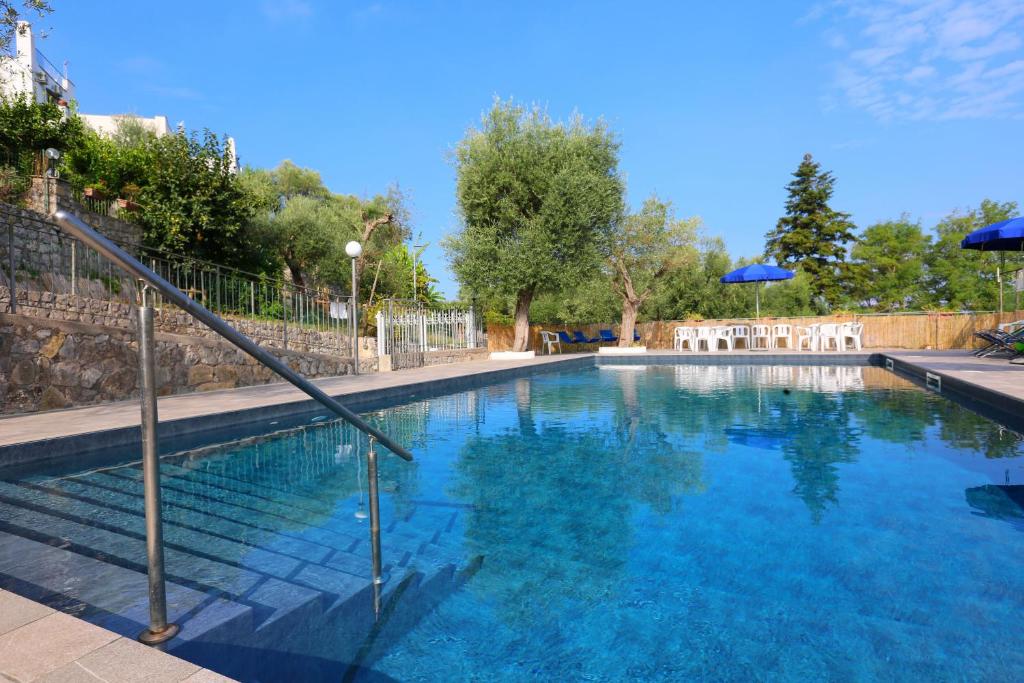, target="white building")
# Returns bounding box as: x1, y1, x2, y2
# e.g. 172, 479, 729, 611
0, 21, 74, 104
78, 113, 172, 138
0, 22, 238, 173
